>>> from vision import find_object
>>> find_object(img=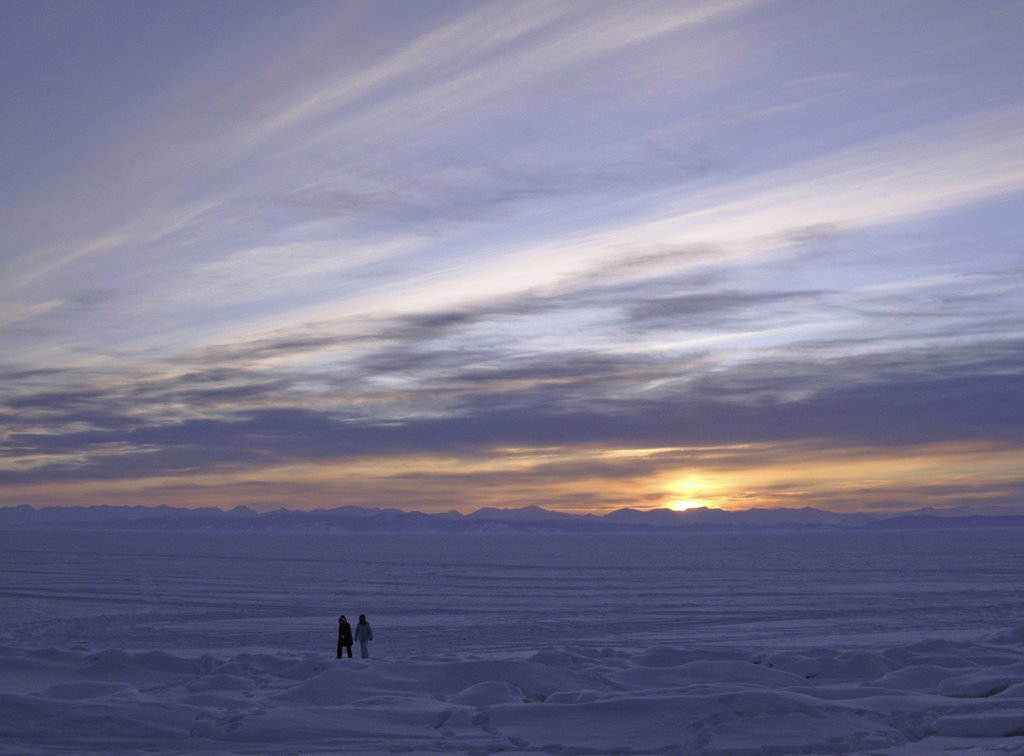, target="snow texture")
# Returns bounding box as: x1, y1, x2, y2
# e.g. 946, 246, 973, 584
1, 529, 1023, 754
